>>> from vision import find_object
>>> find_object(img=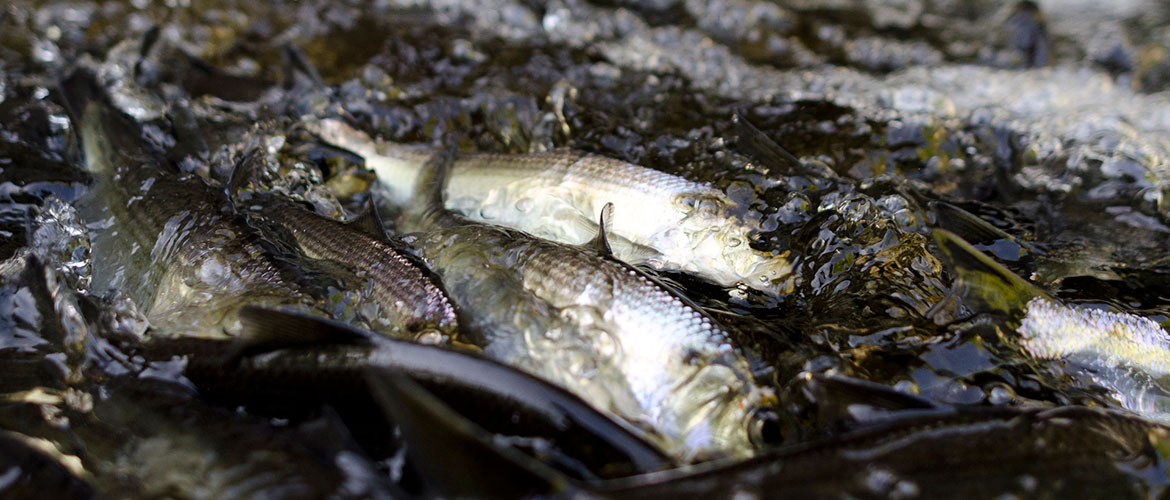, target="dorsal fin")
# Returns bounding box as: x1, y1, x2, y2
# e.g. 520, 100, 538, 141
226, 149, 268, 199
585, 202, 616, 256
344, 197, 390, 241
364, 368, 572, 498
931, 229, 1048, 316
931, 202, 1034, 261
732, 111, 836, 179
281, 45, 325, 89
228, 306, 374, 361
